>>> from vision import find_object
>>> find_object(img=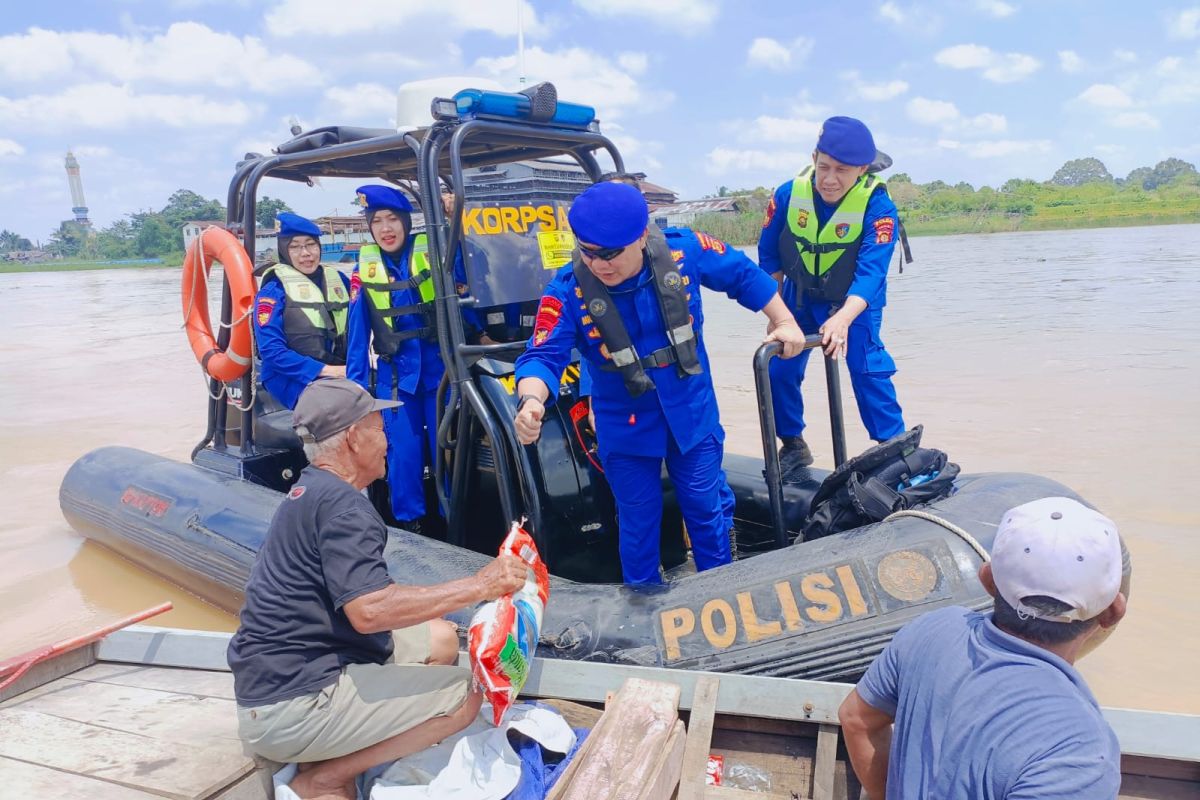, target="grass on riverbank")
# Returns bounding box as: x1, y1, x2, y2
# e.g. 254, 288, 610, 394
0, 258, 180, 274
